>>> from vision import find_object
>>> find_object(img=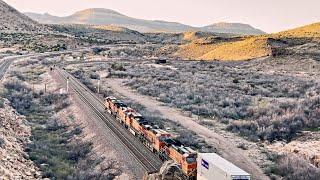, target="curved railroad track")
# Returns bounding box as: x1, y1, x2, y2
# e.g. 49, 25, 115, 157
56, 67, 163, 174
